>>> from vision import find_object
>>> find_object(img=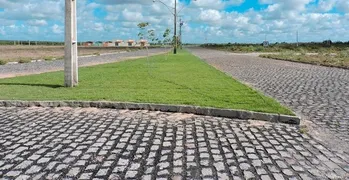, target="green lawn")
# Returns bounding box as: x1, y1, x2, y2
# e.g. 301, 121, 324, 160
0, 50, 293, 115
